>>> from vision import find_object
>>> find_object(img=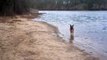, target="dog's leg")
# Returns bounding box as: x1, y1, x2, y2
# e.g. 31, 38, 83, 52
70, 33, 74, 43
